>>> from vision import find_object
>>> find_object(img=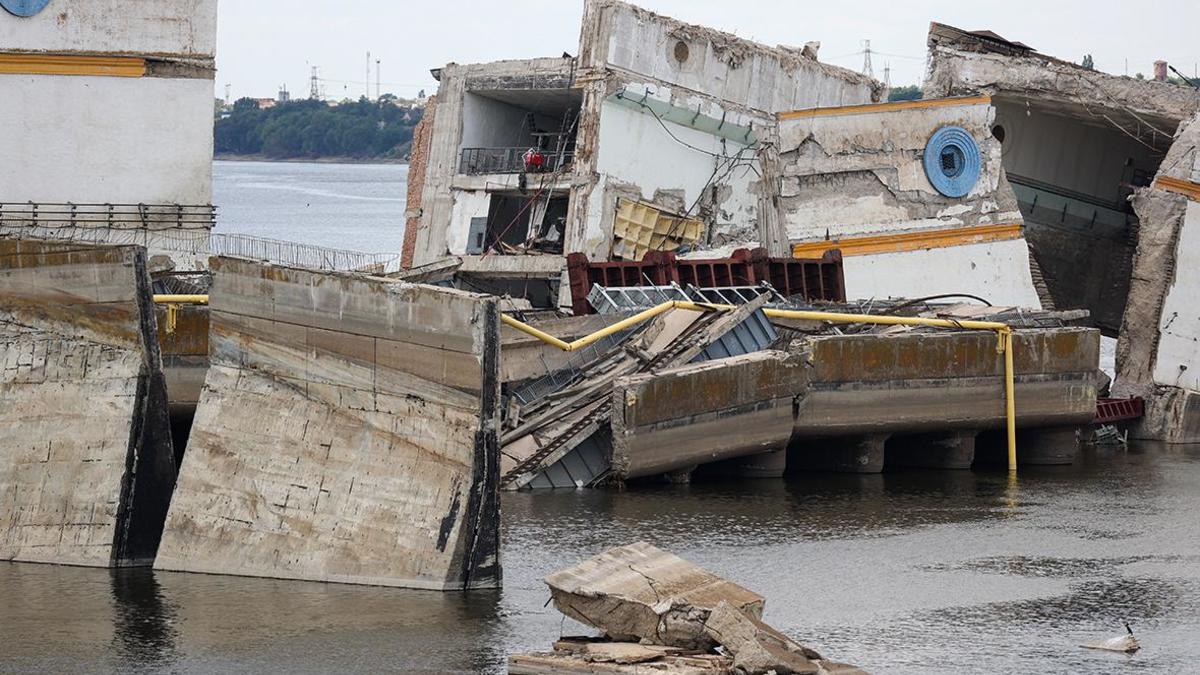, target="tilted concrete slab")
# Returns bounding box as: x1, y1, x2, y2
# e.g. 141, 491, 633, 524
0, 238, 176, 567
155, 257, 502, 590
611, 351, 805, 480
